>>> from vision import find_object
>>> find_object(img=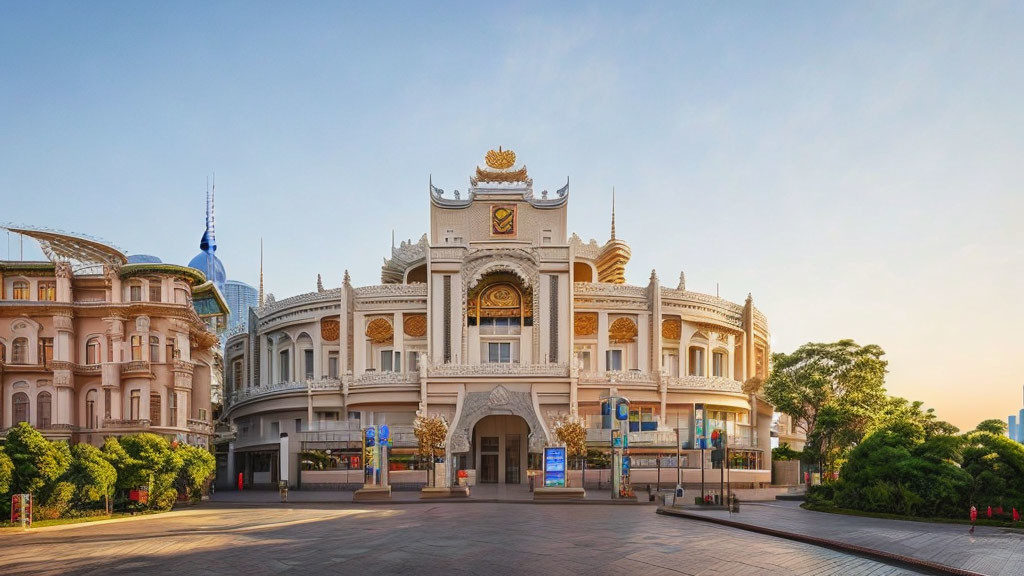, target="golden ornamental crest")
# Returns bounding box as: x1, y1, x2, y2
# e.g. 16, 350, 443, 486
485, 147, 516, 170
